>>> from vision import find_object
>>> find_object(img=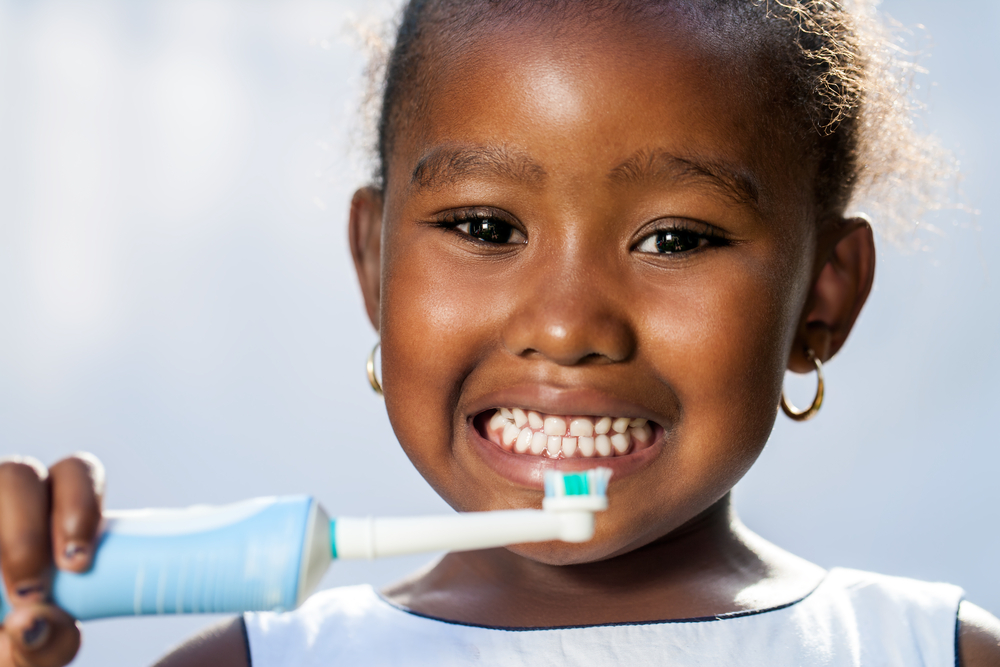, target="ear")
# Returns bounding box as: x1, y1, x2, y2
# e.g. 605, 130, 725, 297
348, 186, 383, 332
789, 217, 876, 373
